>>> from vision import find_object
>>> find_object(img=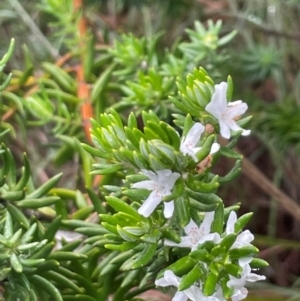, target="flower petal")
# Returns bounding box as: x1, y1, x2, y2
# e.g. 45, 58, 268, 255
132, 180, 157, 190
155, 270, 182, 288
173, 291, 189, 301
199, 211, 215, 235
231, 287, 248, 301
164, 201, 174, 218
226, 102, 248, 119
165, 236, 192, 248
138, 191, 162, 217
155, 278, 170, 287
241, 129, 251, 136
180, 123, 205, 162
226, 211, 237, 234
164, 270, 181, 286
197, 233, 221, 247
184, 219, 199, 234
185, 123, 205, 147
247, 273, 266, 282
219, 119, 231, 139
237, 230, 254, 244
157, 169, 173, 179
226, 120, 245, 133
141, 169, 157, 180
164, 172, 181, 190
238, 256, 253, 267
227, 277, 246, 289
184, 285, 204, 301
206, 82, 228, 119
210, 143, 220, 154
